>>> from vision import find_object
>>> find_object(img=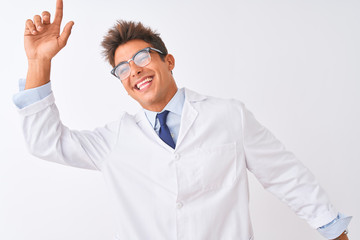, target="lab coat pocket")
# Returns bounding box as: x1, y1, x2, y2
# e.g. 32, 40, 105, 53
198, 142, 237, 190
